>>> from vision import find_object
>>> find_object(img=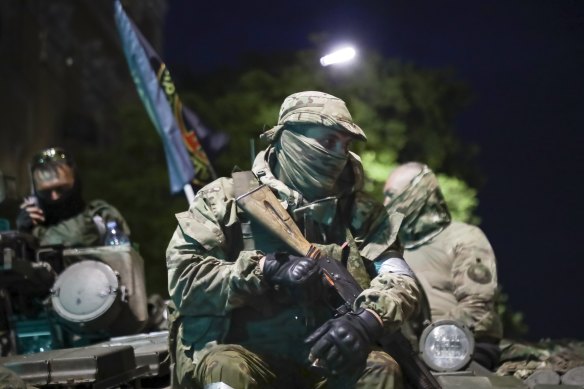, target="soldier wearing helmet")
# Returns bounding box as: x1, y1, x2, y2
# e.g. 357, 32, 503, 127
16, 147, 129, 247
166, 91, 421, 388
384, 162, 502, 369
